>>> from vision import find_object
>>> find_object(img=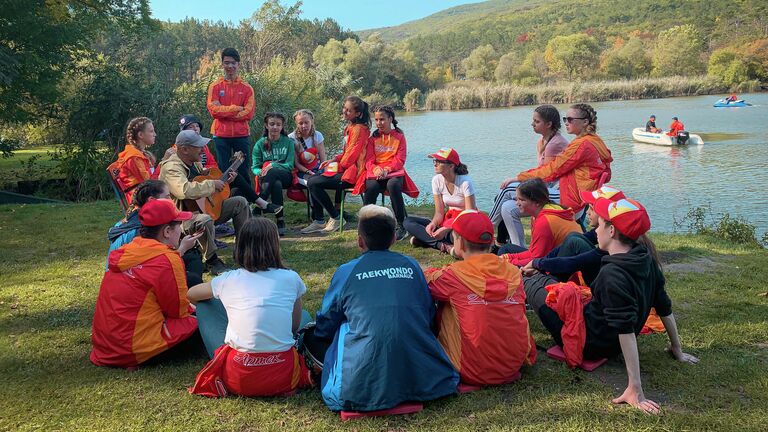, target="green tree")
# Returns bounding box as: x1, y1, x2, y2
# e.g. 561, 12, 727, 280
544, 34, 600, 79
403, 88, 423, 111
601, 38, 652, 79
494, 51, 522, 83
461, 45, 498, 81
652, 24, 705, 76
